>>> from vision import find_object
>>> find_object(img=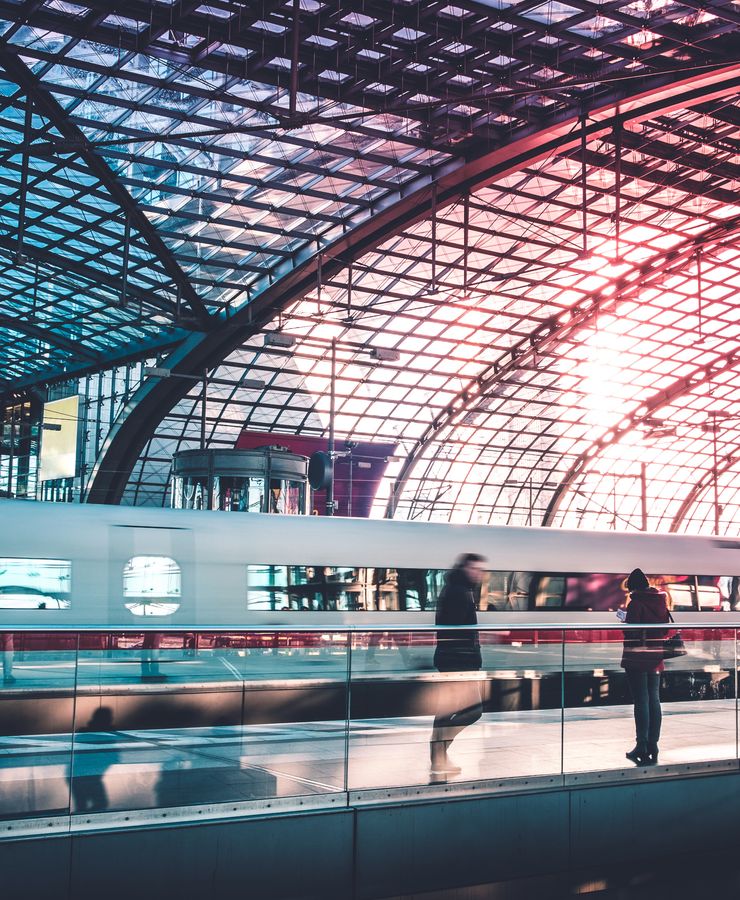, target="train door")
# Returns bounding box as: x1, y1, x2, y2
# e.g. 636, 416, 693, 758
109, 525, 195, 625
